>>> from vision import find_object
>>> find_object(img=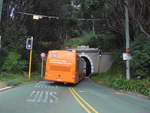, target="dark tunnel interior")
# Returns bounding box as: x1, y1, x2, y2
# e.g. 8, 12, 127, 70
81, 56, 91, 76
